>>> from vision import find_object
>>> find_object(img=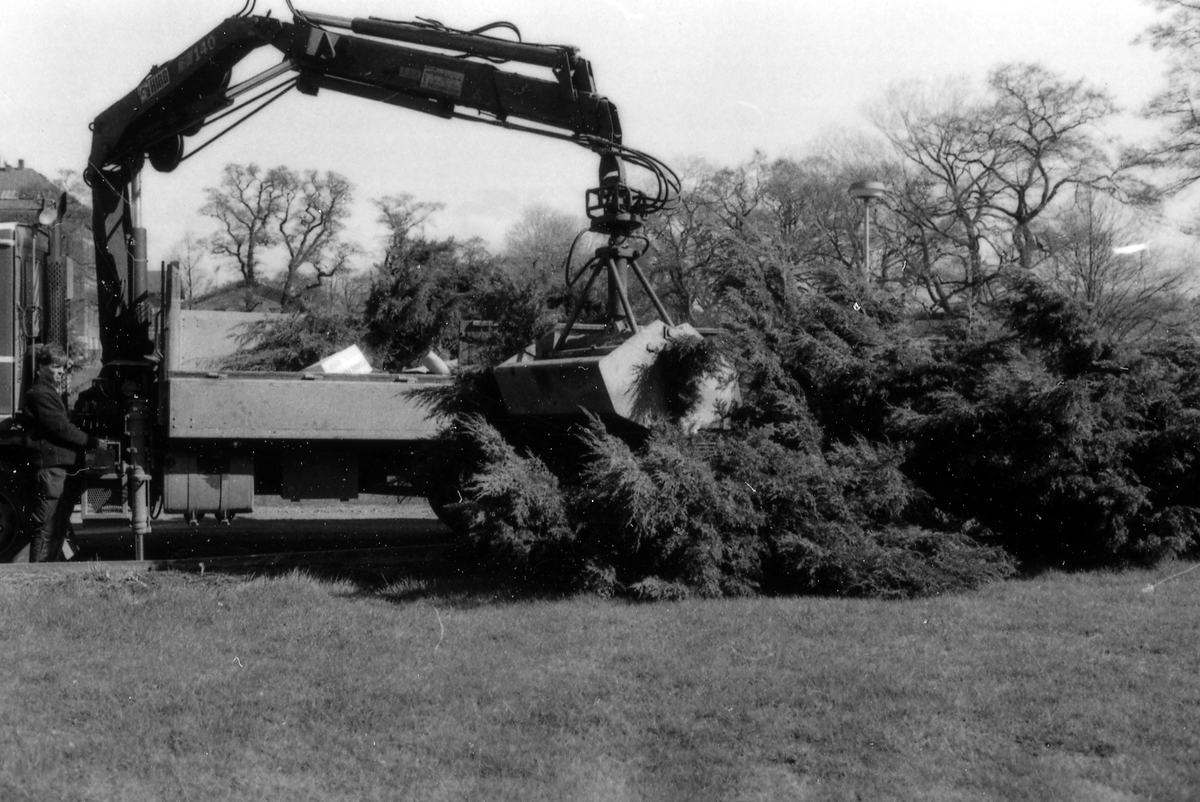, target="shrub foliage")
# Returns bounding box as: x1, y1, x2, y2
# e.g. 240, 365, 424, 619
215, 186, 1200, 597
217, 310, 368, 371
446, 267, 1200, 599
451, 413, 1016, 600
